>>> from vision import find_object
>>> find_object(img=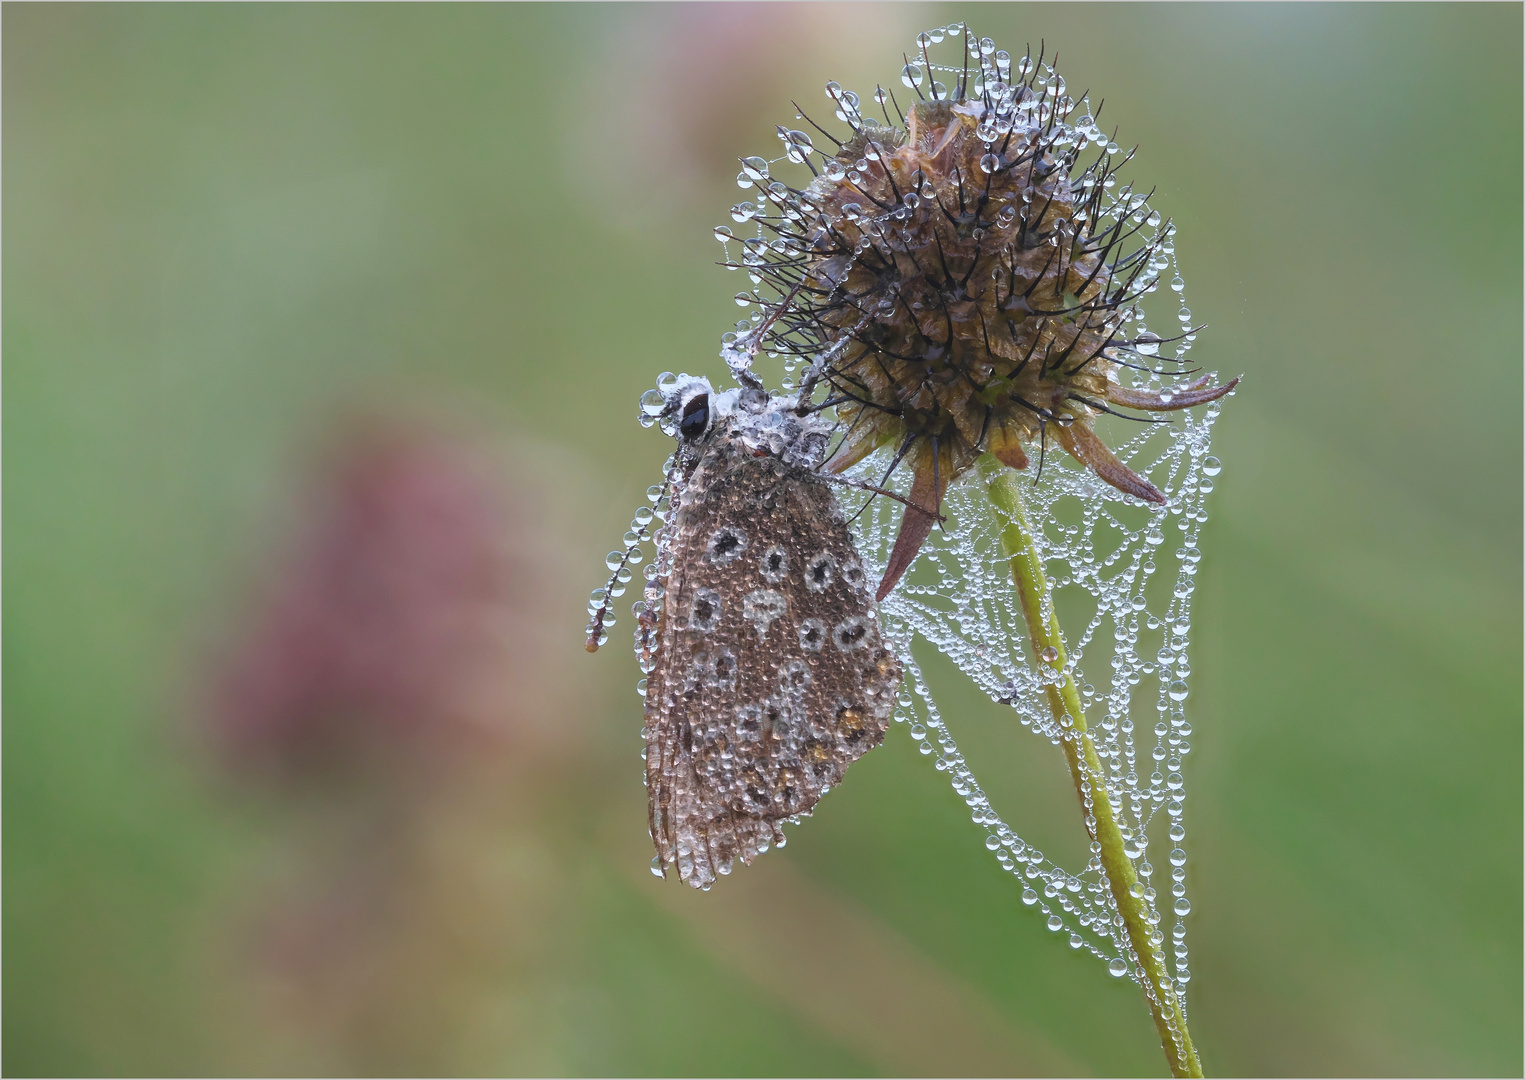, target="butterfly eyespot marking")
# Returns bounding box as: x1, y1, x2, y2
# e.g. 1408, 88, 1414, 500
742, 589, 787, 636
832, 616, 870, 652
798, 618, 826, 652
759, 544, 789, 583
836, 703, 868, 744
802, 738, 833, 775
707, 528, 748, 565
710, 647, 738, 689
779, 658, 812, 694
735, 703, 764, 743
805, 552, 836, 592
689, 589, 722, 633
